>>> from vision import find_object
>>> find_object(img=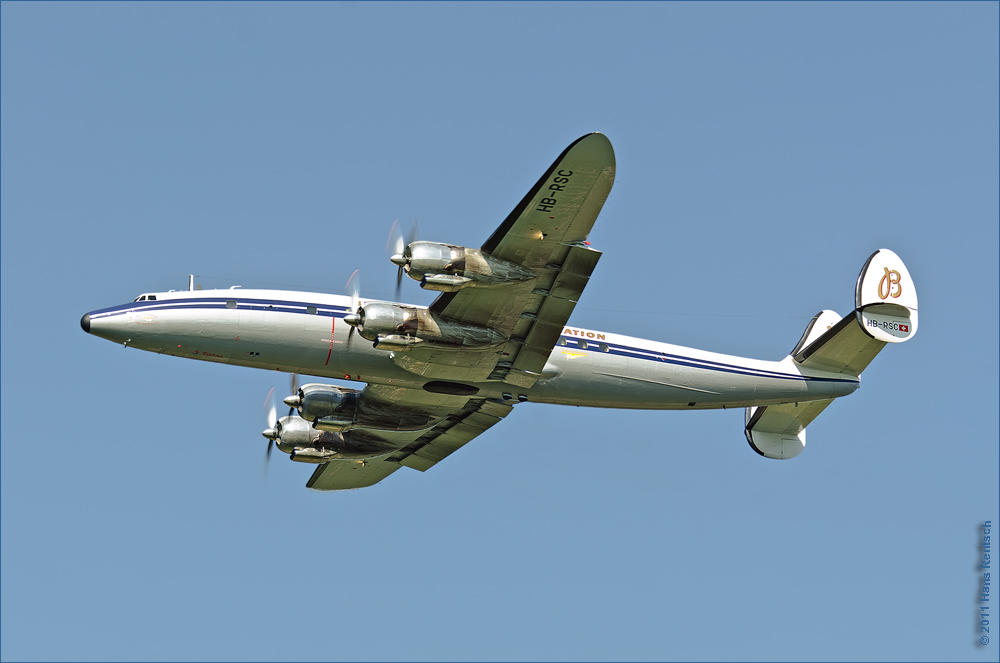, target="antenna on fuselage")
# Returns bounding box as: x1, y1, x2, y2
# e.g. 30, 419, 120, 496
188, 274, 195, 291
